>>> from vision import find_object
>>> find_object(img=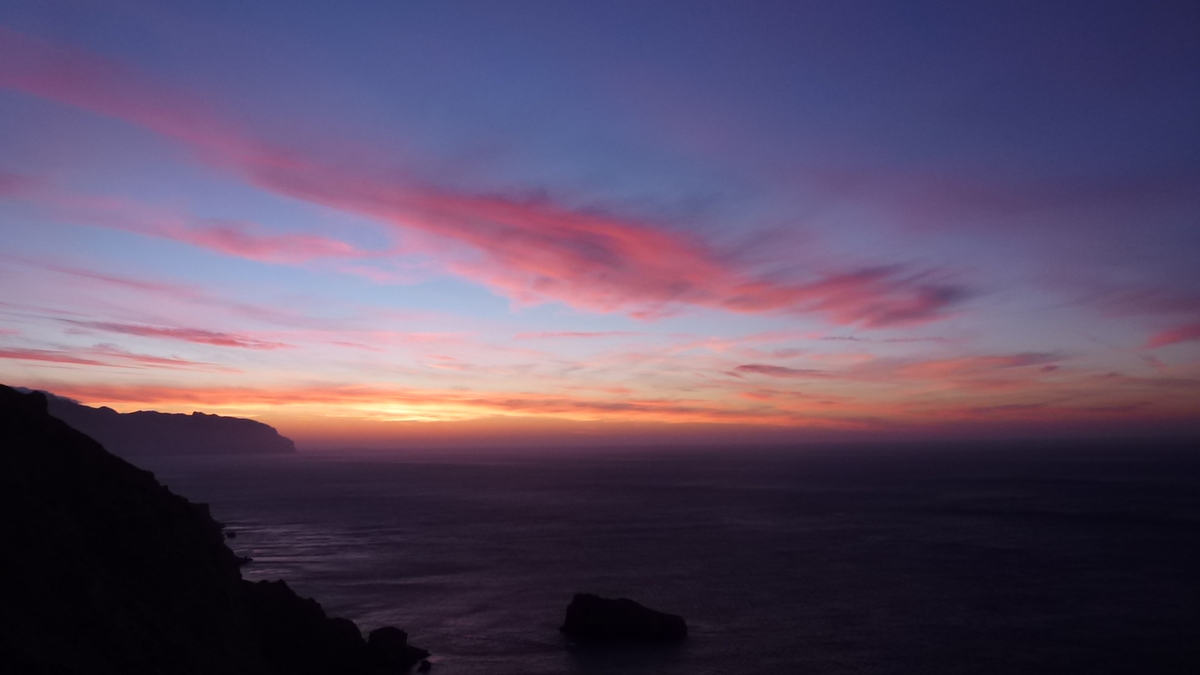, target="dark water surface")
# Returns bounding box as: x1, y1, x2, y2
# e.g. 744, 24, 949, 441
141, 443, 1200, 674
